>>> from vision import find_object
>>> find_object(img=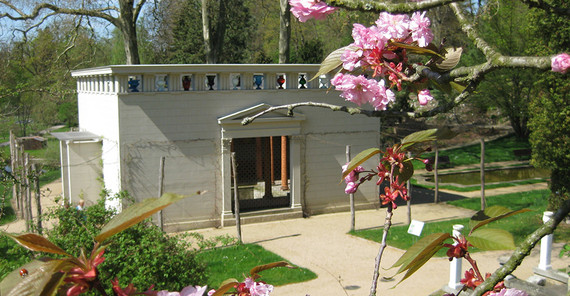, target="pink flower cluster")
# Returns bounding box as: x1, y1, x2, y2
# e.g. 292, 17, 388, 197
342, 163, 365, 194
289, 0, 337, 22
207, 277, 273, 296
331, 12, 435, 110
551, 53, 570, 74
157, 286, 208, 296
488, 288, 529, 296
331, 73, 395, 110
